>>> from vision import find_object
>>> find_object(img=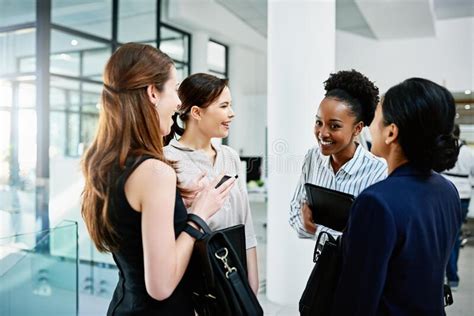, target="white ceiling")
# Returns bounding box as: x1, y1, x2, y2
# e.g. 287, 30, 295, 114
216, 0, 267, 37
217, 0, 474, 39
2, 0, 471, 40
337, 0, 376, 38
355, 0, 437, 39
434, 0, 474, 20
